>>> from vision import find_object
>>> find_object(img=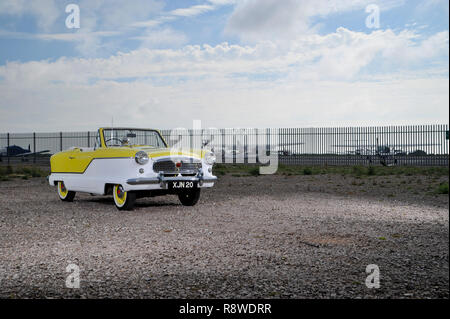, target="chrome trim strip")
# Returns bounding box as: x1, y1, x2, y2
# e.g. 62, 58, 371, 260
126, 175, 217, 185
127, 178, 160, 185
